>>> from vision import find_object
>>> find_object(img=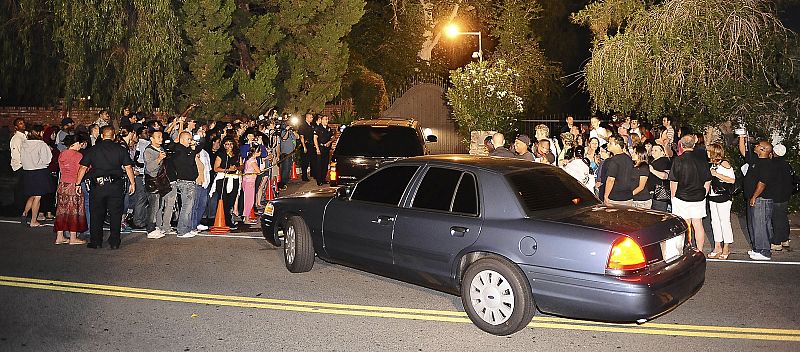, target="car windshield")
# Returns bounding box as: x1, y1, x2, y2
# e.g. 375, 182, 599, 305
334, 125, 424, 157
507, 167, 600, 216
